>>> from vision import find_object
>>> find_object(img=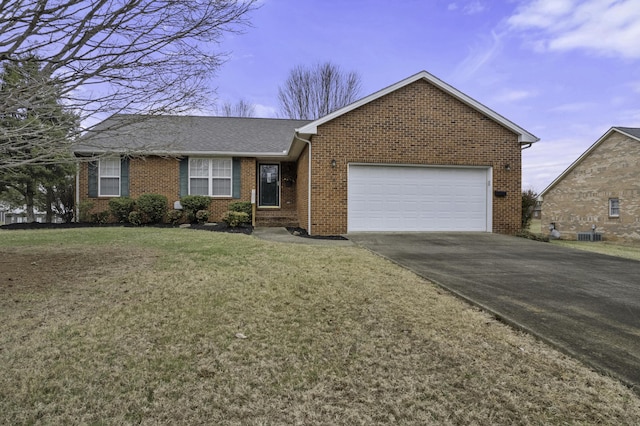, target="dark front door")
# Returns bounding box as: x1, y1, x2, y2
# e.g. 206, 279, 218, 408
259, 164, 279, 207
